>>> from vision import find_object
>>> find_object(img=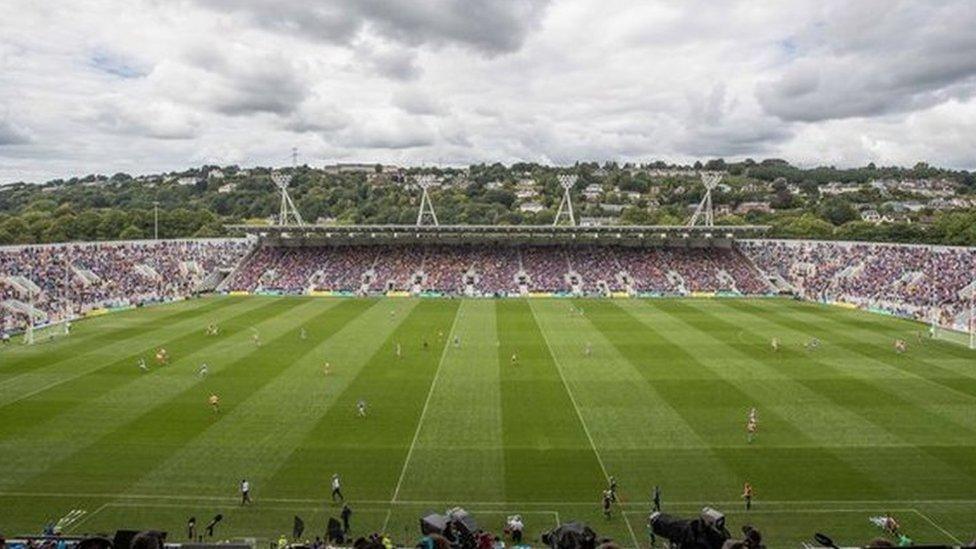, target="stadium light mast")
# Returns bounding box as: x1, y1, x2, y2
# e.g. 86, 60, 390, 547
415, 174, 439, 226
153, 201, 159, 240
272, 172, 305, 226
553, 174, 578, 226
688, 172, 723, 227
